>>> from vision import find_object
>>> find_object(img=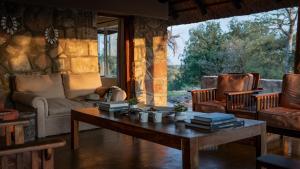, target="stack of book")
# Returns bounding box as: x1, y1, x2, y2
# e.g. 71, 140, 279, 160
186, 112, 244, 131
98, 101, 129, 112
